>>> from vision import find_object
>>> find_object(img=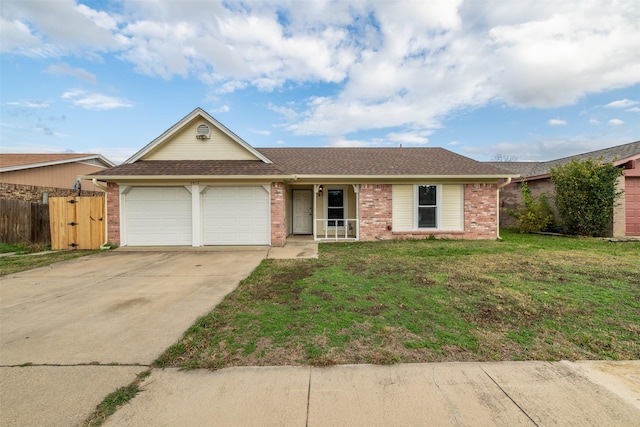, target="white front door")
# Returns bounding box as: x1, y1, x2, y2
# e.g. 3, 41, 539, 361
292, 189, 313, 234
